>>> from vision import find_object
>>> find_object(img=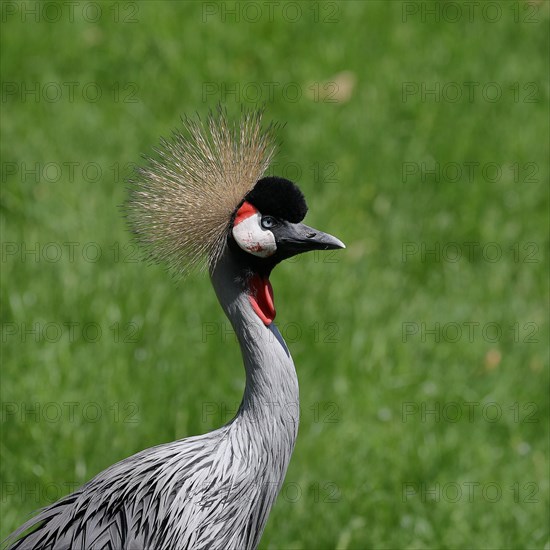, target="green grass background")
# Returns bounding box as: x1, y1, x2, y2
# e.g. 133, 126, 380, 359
1, 1, 548, 548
